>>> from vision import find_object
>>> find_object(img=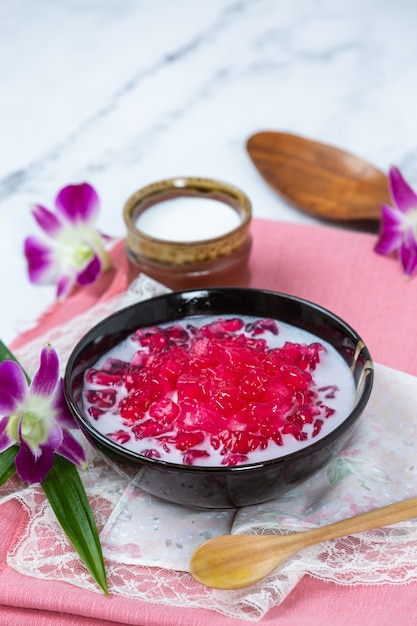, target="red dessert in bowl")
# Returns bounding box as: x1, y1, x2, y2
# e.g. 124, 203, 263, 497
64, 288, 373, 508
